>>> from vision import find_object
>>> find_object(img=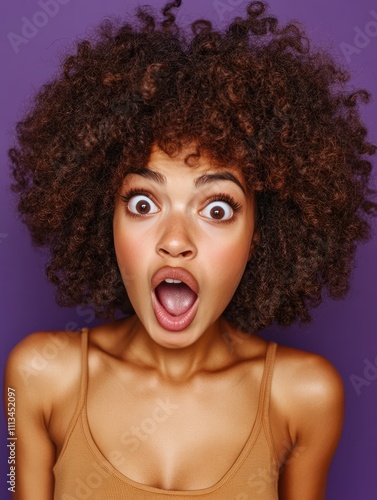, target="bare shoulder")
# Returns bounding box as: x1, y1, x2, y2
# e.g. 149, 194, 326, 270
4, 330, 83, 408
4, 331, 88, 499
4, 319, 126, 398
274, 344, 344, 403
234, 334, 344, 413
267, 345, 346, 498
272, 344, 345, 442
